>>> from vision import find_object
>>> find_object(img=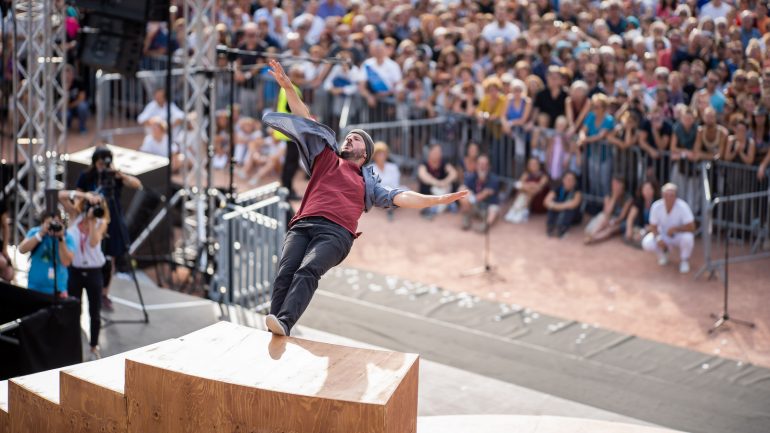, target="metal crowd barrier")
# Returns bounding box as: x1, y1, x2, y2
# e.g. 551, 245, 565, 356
95, 69, 403, 145
94, 68, 187, 144
698, 189, 770, 278
211, 187, 289, 315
